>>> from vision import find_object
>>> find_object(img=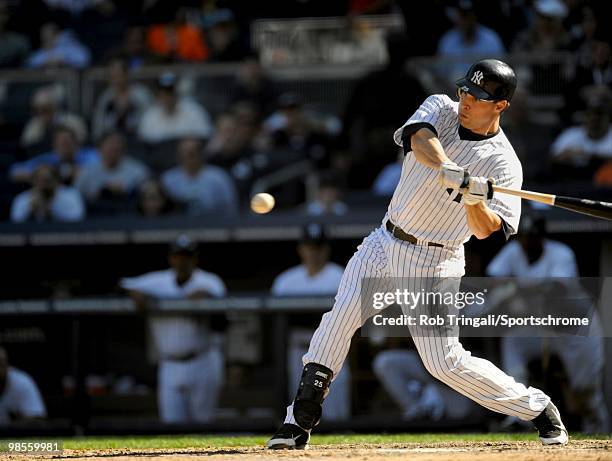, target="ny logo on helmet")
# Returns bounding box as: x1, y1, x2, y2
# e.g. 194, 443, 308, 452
471, 70, 484, 85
